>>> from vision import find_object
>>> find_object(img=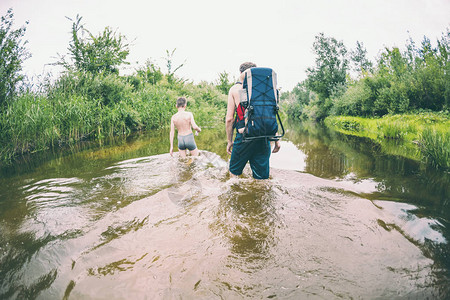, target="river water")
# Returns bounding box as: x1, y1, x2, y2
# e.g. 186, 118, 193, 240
0, 122, 449, 299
